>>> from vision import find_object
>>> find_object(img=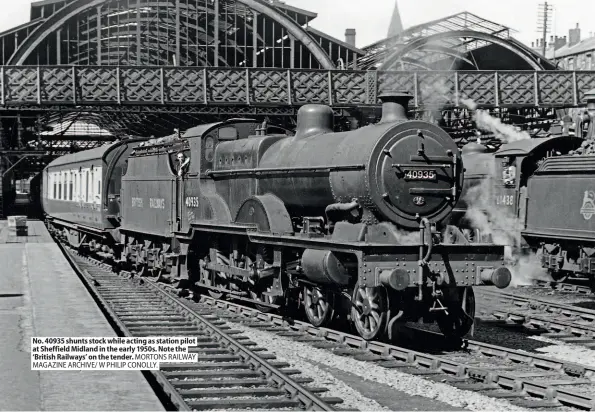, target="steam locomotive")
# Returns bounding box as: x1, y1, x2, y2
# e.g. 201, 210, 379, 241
453, 89, 595, 289
43, 91, 511, 341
